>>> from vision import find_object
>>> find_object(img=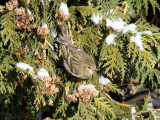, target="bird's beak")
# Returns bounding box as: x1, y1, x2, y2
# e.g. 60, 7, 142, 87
93, 68, 97, 73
